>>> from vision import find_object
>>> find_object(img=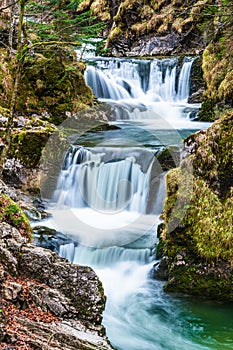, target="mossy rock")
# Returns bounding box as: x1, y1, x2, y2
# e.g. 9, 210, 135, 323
0, 194, 32, 241
164, 264, 233, 301
19, 56, 94, 123
198, 97, 216, 121
202, 23, 233, 112
158, 112, 233, 300
189, 112, 233, 198
1, 47, 94, 124
9, 129, 53, 168
156, 147, 180, 171
189, 56, 206, 100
